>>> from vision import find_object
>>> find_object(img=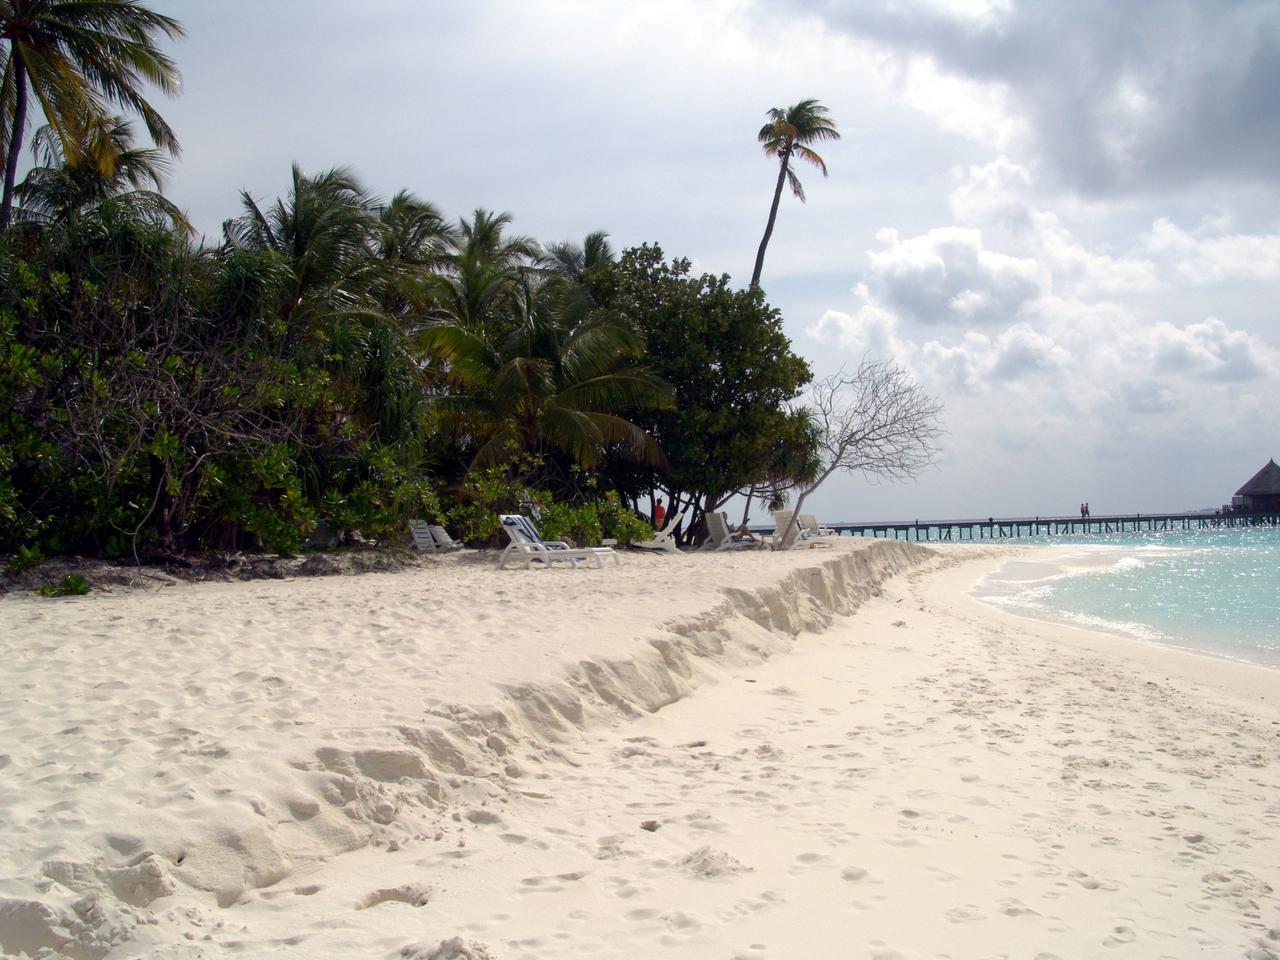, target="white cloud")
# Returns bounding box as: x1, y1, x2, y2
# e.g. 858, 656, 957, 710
948, 156, 1034, 229
809, 284, 916, 364
1030, 210, 1159, 296
867, 225, 1042, 325
1145, 218, 1280, 283
1149, 317, 1271, 382
896, 54, 1023, 151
